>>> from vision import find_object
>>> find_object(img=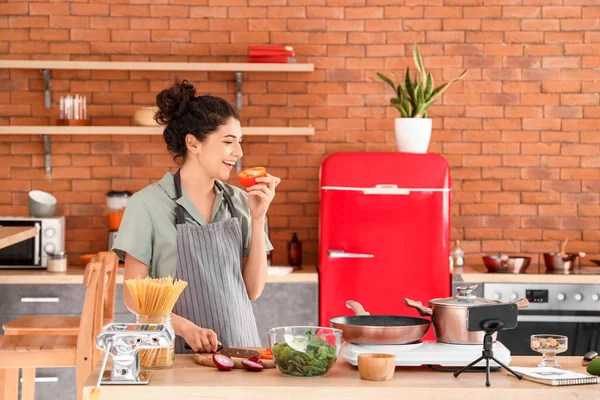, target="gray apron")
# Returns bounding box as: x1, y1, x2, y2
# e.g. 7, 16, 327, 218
171, 170, 261, 354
